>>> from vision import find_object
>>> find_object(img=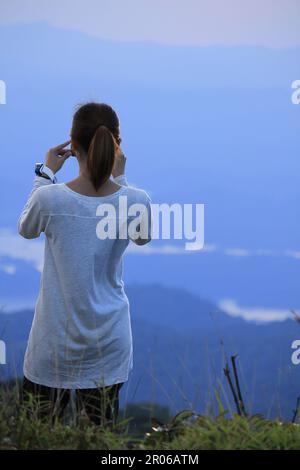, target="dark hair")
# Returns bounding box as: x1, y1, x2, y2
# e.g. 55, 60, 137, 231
71, 102, 121, 191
